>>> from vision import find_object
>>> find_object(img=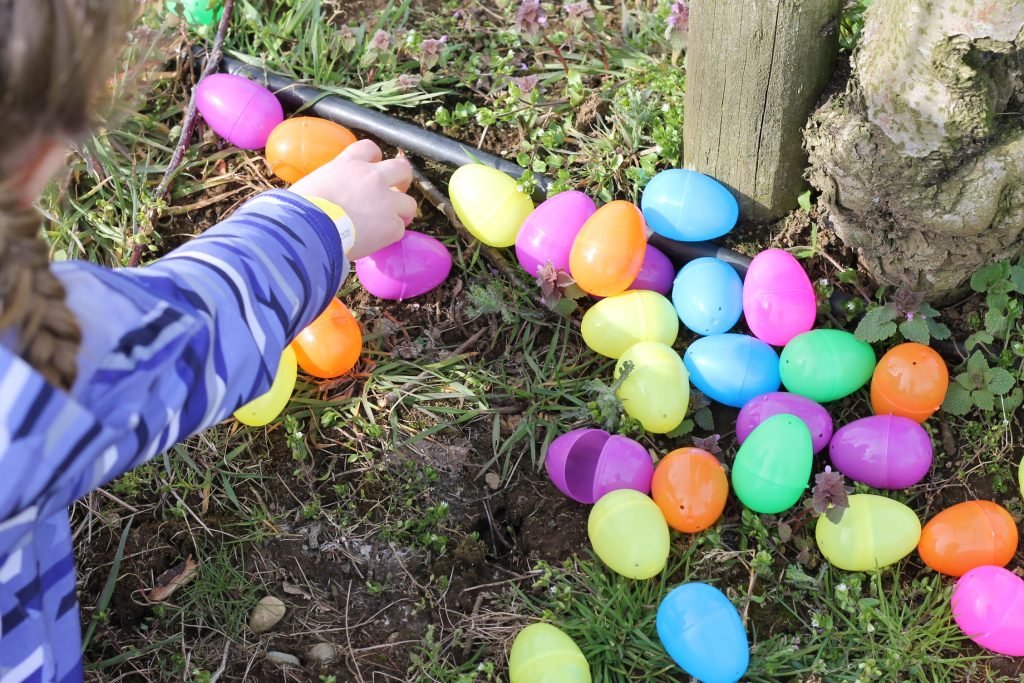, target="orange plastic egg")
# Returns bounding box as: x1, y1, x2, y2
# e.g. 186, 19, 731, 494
569, 200, 647, 297
291, 298, 362, 378
870, 342, 948, 423
651, 448, 729, 533
918, 500, 1018, 577
266, 117, 357, 184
